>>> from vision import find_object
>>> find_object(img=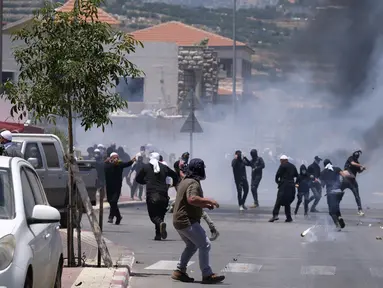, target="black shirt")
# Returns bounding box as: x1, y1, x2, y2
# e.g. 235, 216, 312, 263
307, 162, 321, 179
344, 156, 361, 177
136, 162, 178, 202
232, 158, 247, 182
